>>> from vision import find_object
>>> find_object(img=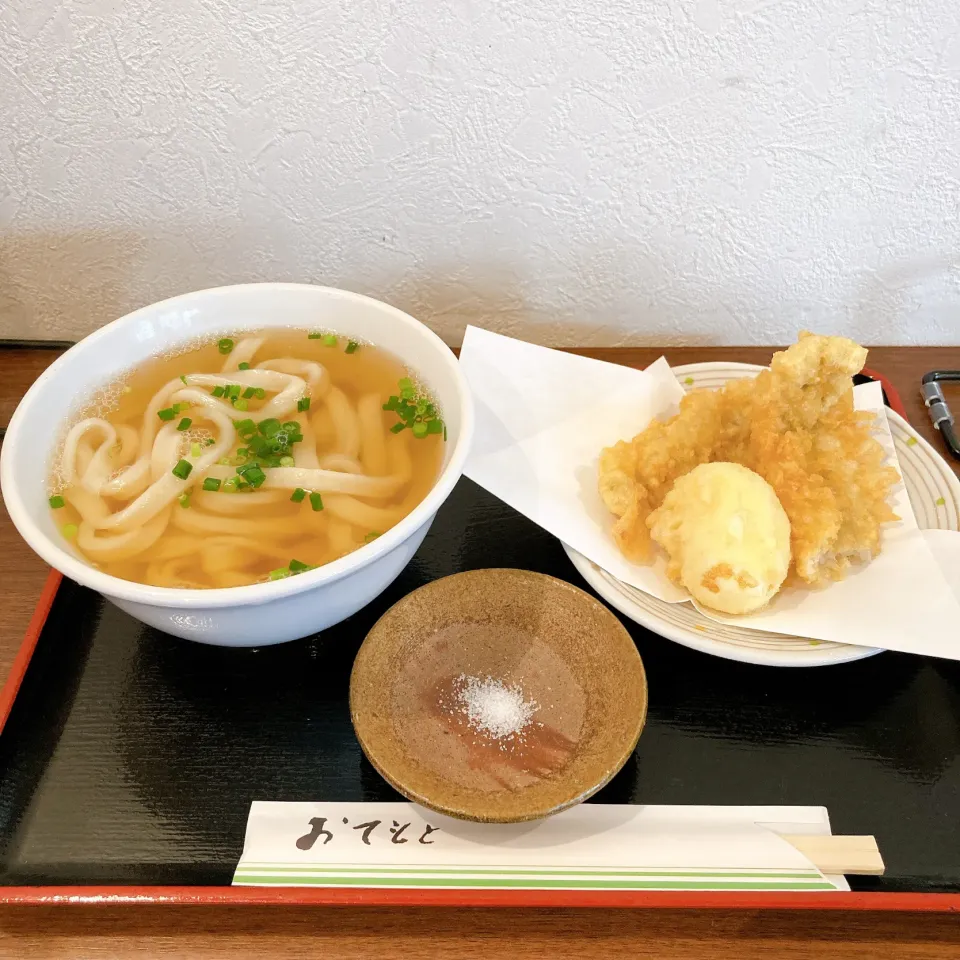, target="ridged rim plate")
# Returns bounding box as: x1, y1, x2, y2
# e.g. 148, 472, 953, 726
563, 362, 960, 667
